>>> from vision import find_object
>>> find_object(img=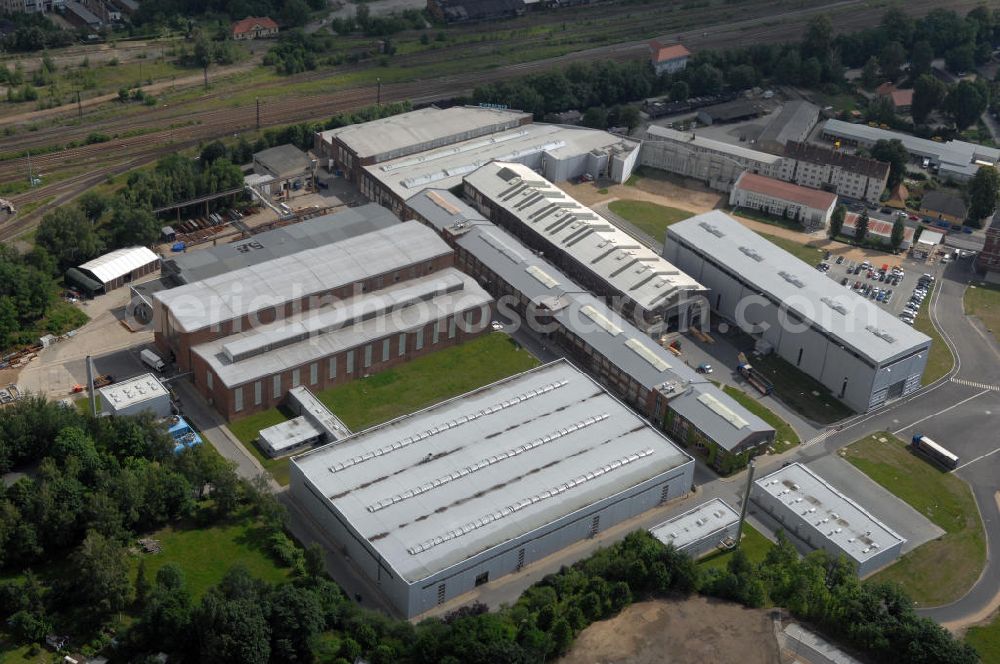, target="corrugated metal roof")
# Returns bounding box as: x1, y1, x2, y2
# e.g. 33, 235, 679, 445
463, 161, 705, 314
666, 211, 930, 364
79, 247, 159, 285
406, 188, 772, 452
155, 222, 449, 333
192, 269, 491, 388
292, 360, 693, 583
